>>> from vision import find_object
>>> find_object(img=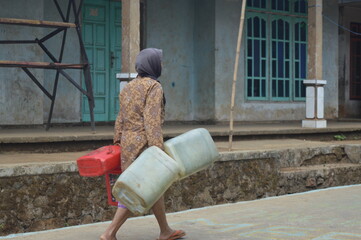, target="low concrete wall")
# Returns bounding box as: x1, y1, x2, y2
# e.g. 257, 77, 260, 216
0, 173, 110, 235
1, 144, 361, 236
